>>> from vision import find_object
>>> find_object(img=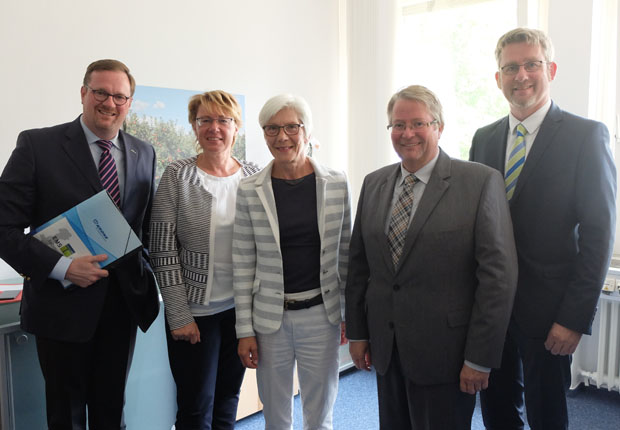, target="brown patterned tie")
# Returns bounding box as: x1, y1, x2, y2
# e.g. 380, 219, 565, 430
387, 174, 417, 268
96, 140, 121, 208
